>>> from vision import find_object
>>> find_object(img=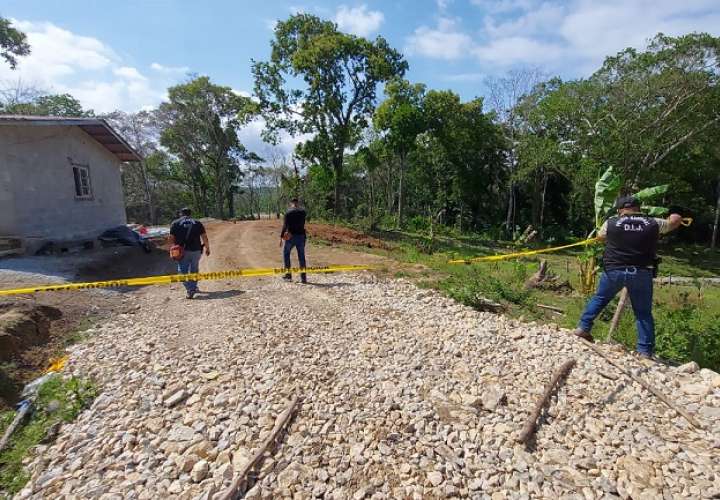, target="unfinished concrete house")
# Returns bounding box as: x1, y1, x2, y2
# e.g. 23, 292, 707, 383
0, 115, 141, 254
